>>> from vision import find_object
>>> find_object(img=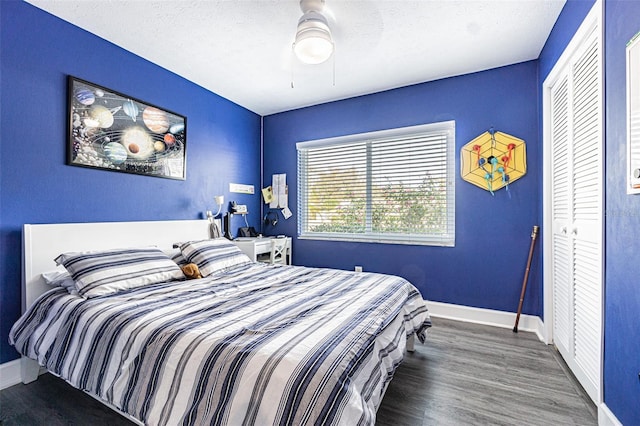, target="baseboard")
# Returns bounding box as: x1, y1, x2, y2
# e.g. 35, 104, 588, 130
598, 403, 623, 426
425, 300, 546, 341
0, 359, 22, 390
0, 358, 47, 390
1, 307, 622, 426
